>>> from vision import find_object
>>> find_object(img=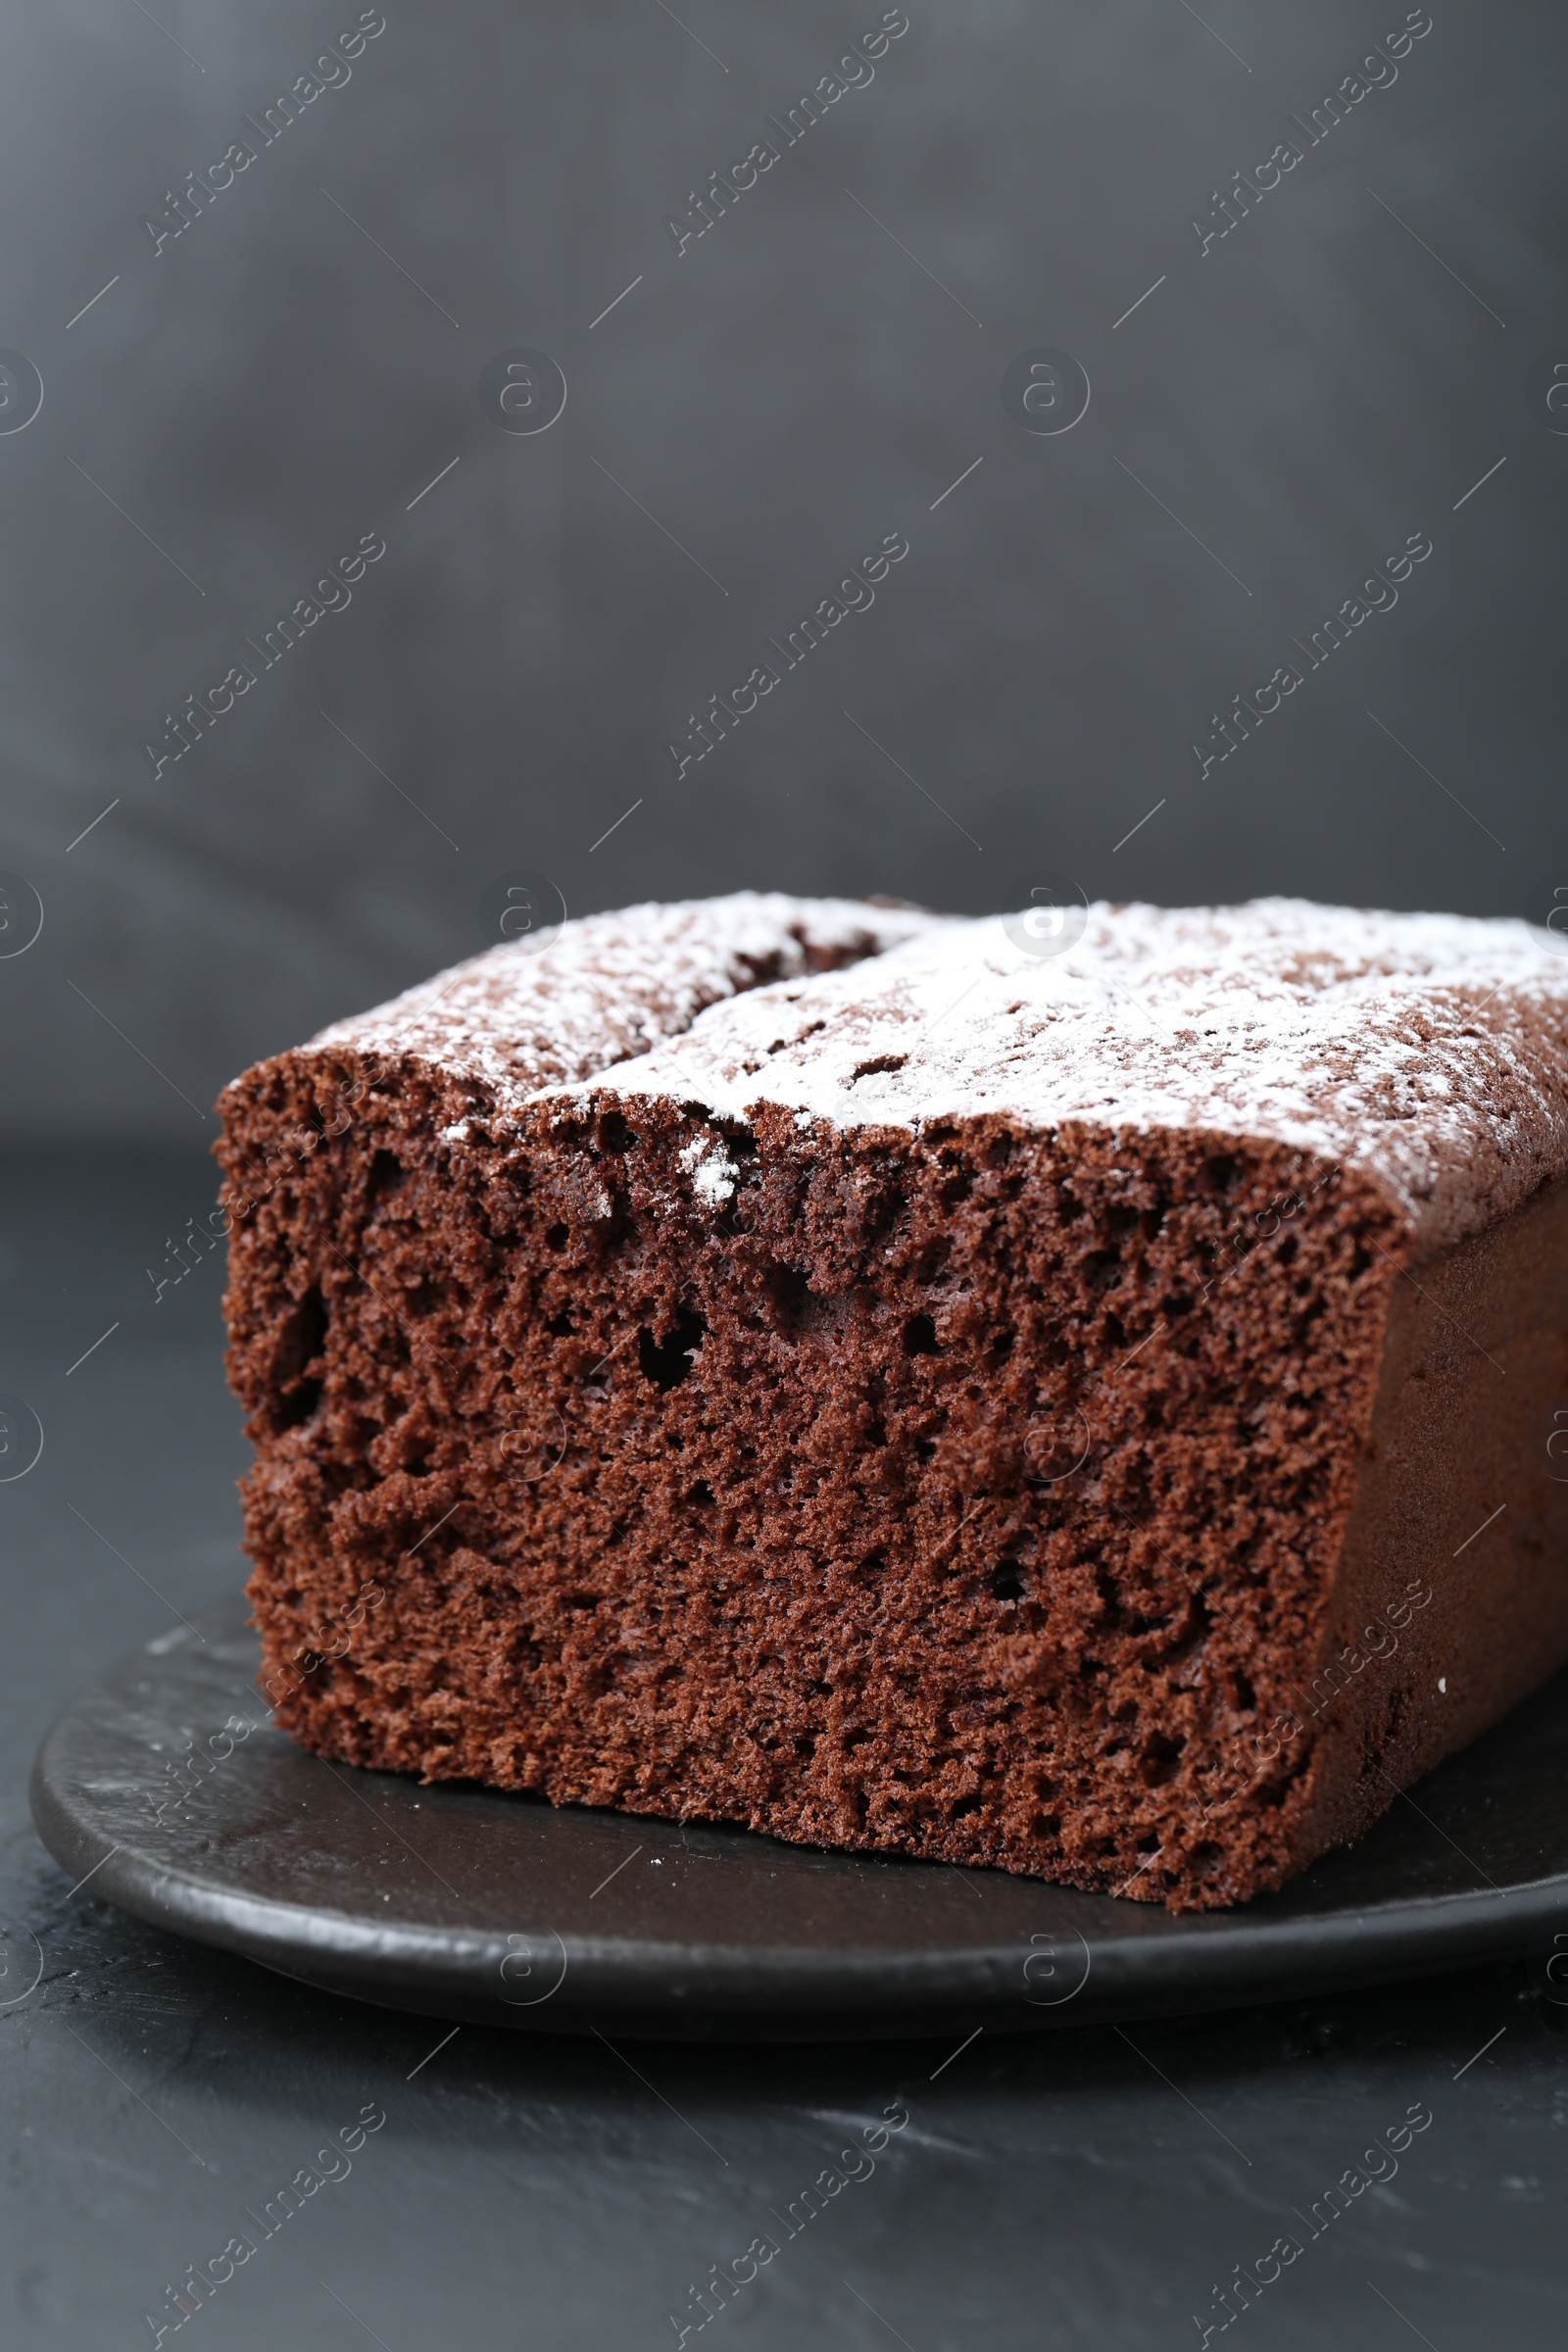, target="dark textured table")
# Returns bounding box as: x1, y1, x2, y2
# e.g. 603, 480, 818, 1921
2, 1148, 1562, 2351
